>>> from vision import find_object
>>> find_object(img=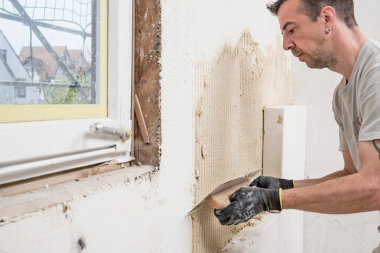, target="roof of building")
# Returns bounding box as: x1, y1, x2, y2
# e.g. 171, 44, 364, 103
67, 49, 83, 63
0, 30, 31, 81
19, 46, 68, 79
